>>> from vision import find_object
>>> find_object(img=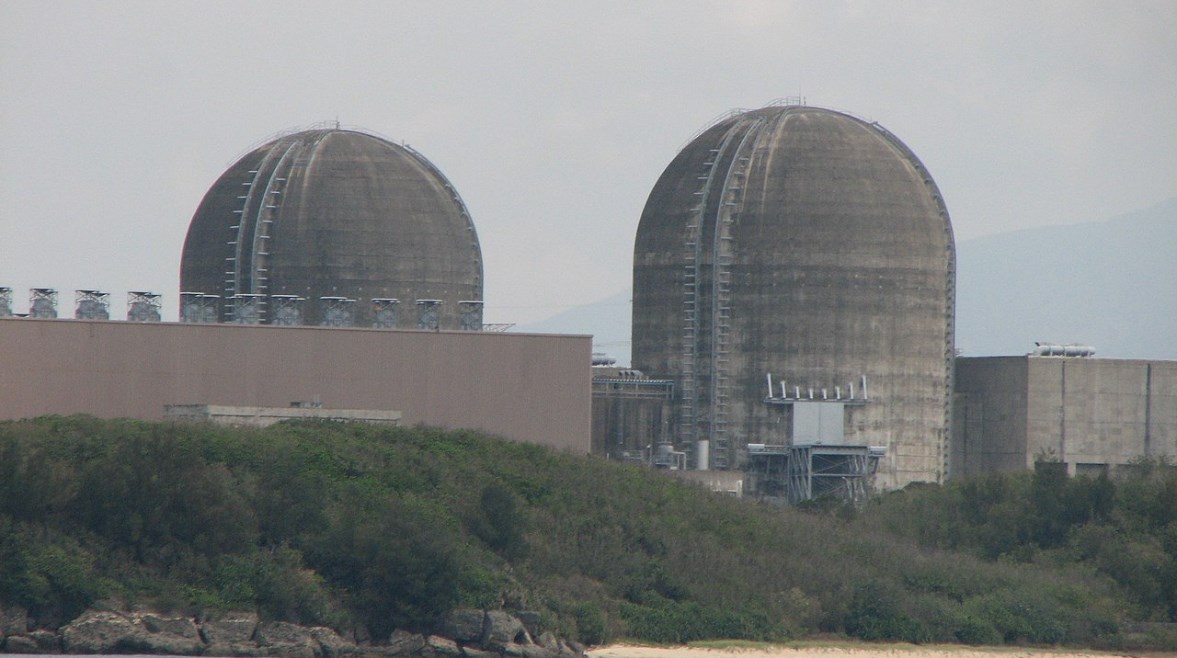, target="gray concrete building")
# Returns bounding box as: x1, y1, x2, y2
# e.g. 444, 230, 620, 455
953, 355, 1177, 477
632, 104, 955, 489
